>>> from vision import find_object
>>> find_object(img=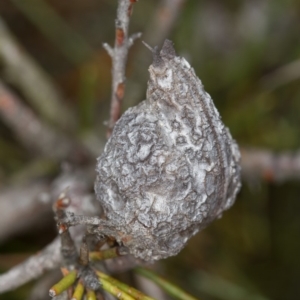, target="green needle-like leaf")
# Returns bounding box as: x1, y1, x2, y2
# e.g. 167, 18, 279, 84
72, 280, 84, 300
135, 268, 199, 300
97, 270, 156, 300
86, 289, 97, 300
101, 277, 135, 300
49, 270, 77, 297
